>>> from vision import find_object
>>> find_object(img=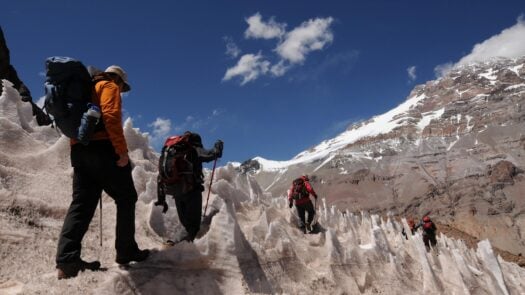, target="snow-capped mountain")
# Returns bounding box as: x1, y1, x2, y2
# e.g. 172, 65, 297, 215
2, 77, 525, 294
243, 57, 525, 257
